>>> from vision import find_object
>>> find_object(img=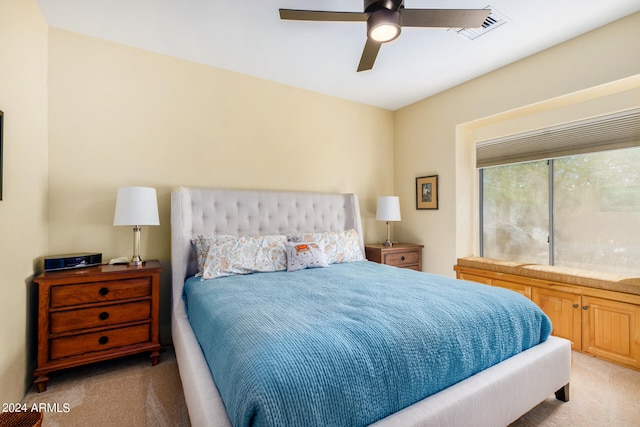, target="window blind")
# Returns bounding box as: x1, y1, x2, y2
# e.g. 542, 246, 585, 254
476, 108, 640, 168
